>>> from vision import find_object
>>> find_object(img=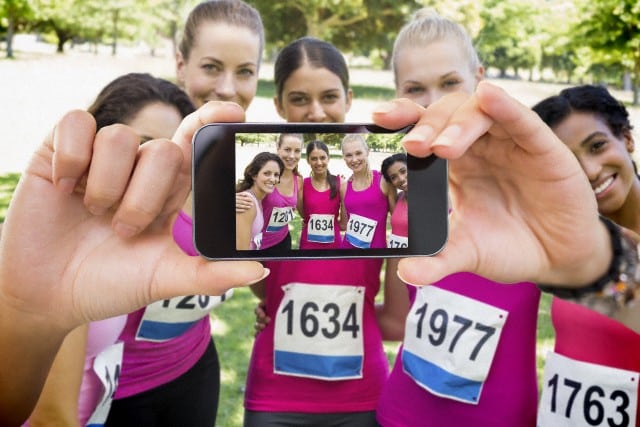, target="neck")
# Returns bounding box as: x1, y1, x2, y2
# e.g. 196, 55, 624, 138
606, 177, 640, 233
